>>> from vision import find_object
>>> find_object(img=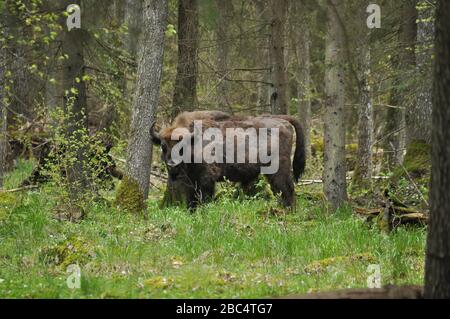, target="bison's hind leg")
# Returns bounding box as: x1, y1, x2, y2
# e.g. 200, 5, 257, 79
266, 173, 295, 210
